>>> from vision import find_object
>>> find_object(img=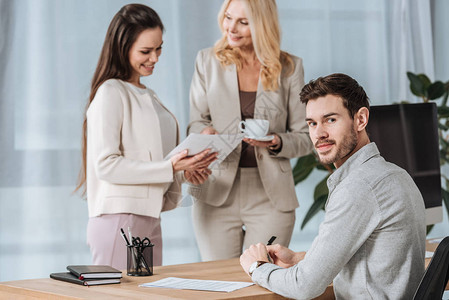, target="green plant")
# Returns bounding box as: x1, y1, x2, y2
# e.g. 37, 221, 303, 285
293, 71, 449, 230
292, 154, 334, 229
